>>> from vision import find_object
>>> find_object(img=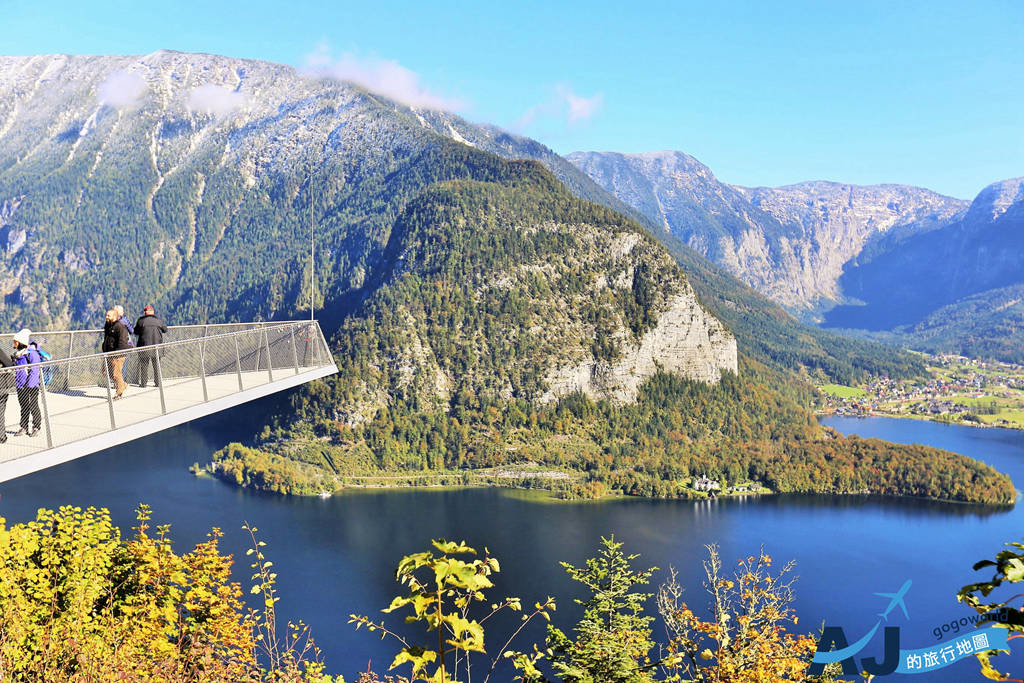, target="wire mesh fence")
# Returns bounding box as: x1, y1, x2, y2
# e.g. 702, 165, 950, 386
0, 321, 293, 361
0, 321, 333, 465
